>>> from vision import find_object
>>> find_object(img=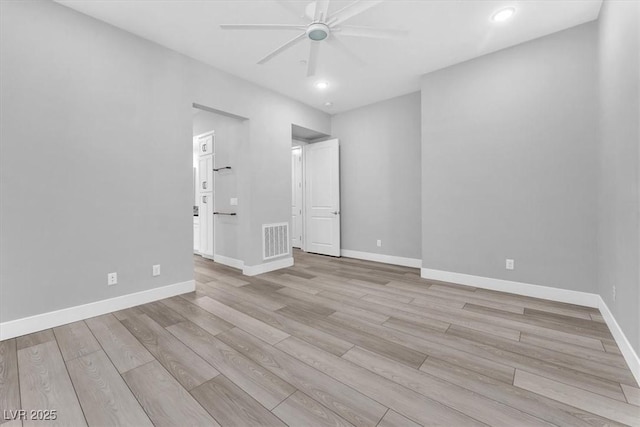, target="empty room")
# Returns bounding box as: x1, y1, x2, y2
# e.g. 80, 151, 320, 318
1, 0, 639, 426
